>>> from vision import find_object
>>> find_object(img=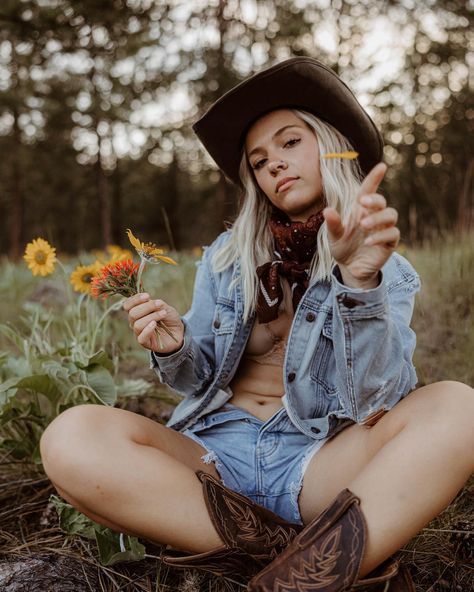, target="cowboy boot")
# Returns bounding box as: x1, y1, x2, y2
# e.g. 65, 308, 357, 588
352, 558, 415, 591
160, 470, 303, 581
248, 488, 415, 592
248, 488, 366, 591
